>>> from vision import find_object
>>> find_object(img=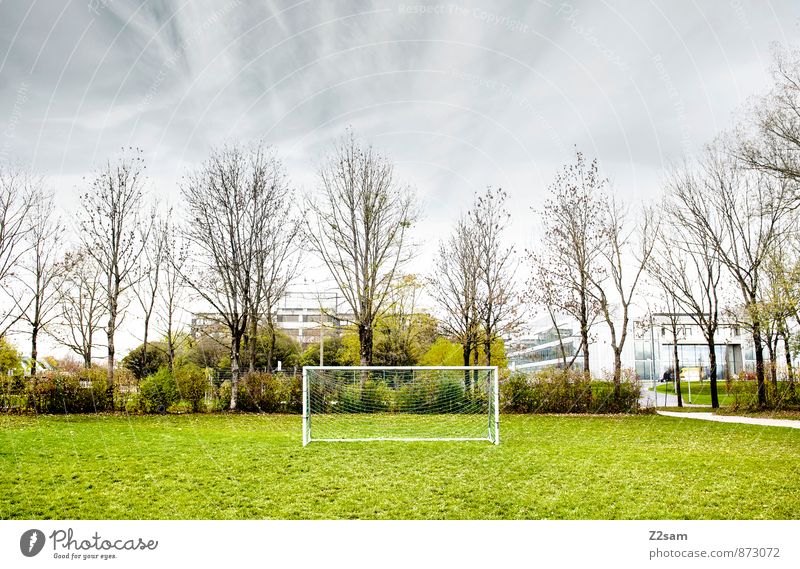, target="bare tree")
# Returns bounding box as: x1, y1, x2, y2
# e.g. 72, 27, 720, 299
430, 216, 480, 386
648, 183, 726, 408
469, 187, 521, 366
54, 249, 106, 368
159, 218, 188, 373
14, 188, 65, 376
132, 208, 165, 375
0, 166, 36, 335
244, 163, 301, 373
525, 252, 581, 369
676, 149, 791, 407
588, 197, 657, 394
534, 151, 607, 374
736, 44, 800, 190
180, 142, 288, 409
79, 148, 148, 396
305, 130, 418, 366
